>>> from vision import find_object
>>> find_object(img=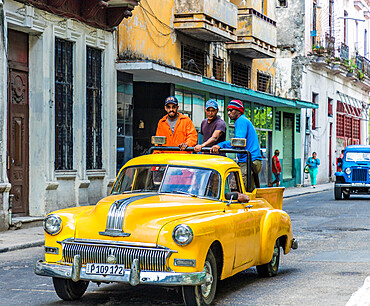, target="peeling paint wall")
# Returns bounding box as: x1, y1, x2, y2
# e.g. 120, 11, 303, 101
119, 1, 180, 67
